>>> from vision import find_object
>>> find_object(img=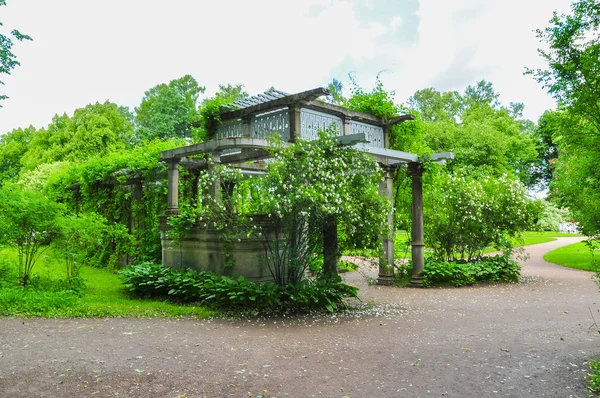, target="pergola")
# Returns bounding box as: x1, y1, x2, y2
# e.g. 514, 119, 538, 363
160, 87, 453, 286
